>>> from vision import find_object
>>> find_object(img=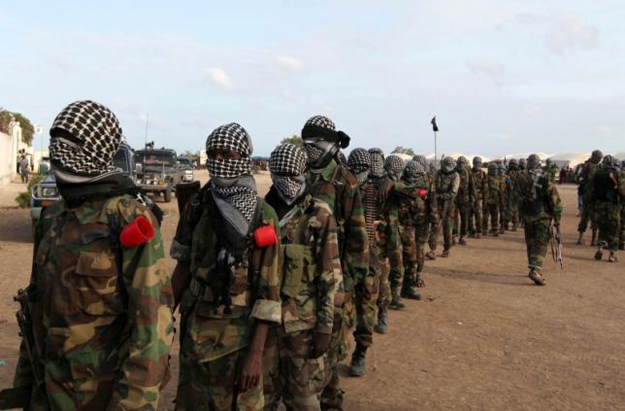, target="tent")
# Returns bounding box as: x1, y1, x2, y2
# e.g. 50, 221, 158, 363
548, 152, 590, 169
502, 152, 549, 161
613, 152, 625, 161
